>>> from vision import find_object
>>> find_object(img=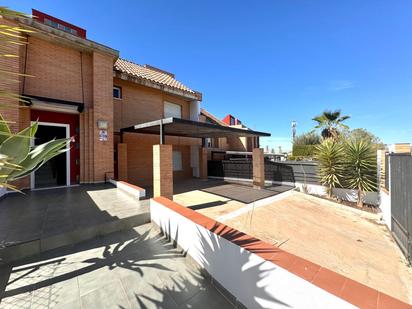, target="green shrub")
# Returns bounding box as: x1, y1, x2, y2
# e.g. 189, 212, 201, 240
315, 139, 345, 198
293, 132, 321, 145
292, 144, 318, 157
343, 139, 377, 207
